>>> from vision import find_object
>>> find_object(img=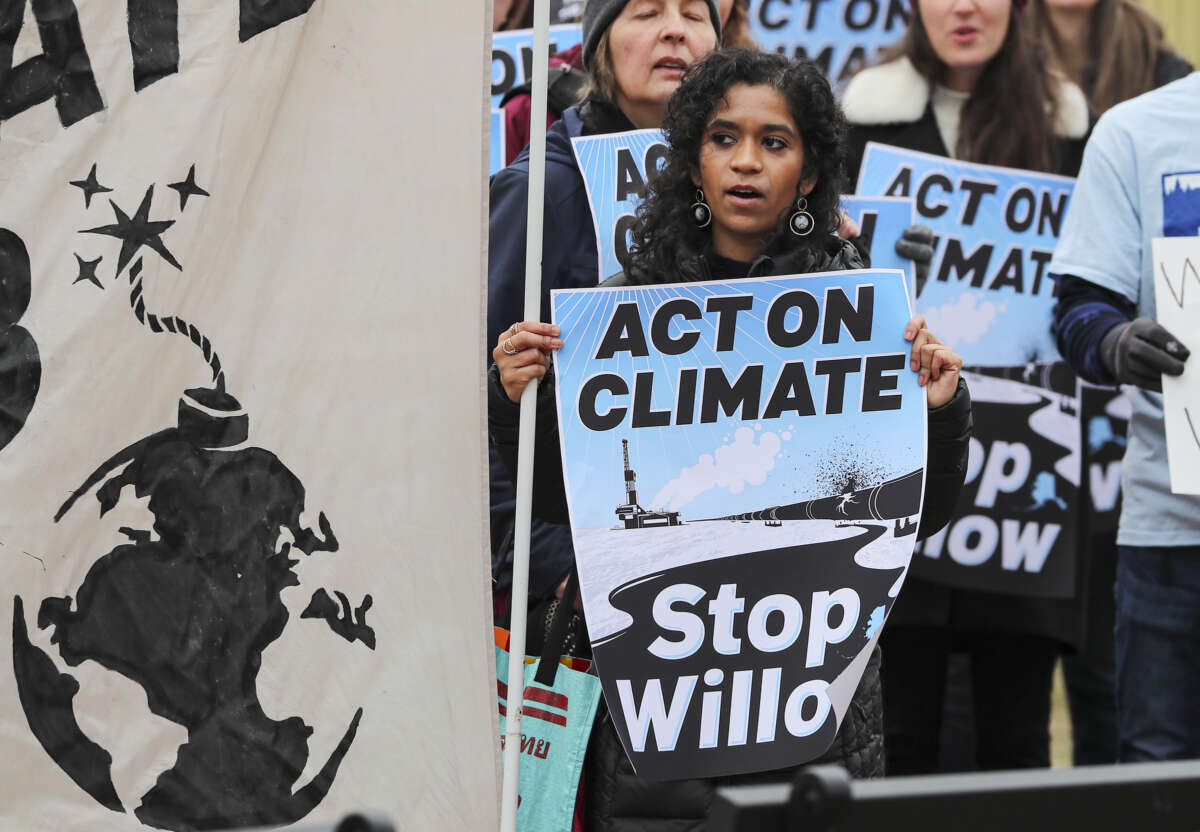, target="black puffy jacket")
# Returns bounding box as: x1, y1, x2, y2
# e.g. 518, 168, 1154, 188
489, 235, 972, 830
